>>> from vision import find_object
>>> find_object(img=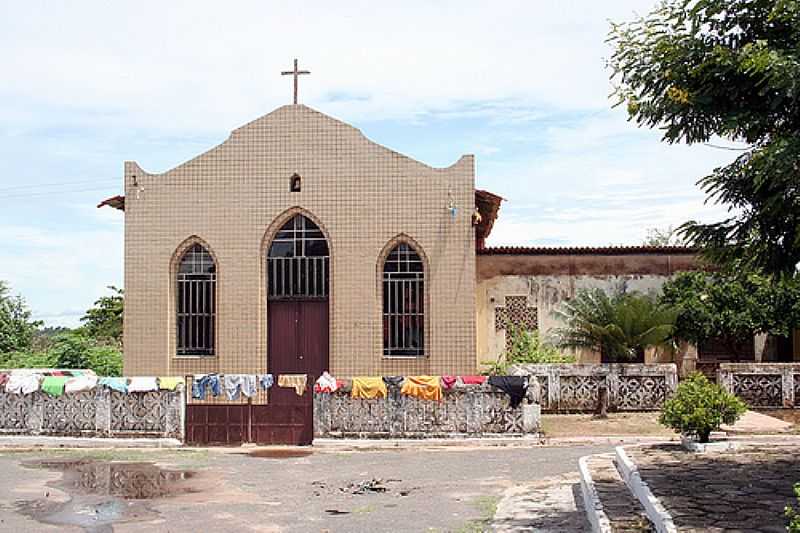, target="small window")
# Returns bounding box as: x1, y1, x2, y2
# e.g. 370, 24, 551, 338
176, 243, 216, 356
382, 242, 425, 357
290, 173, 302, 192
